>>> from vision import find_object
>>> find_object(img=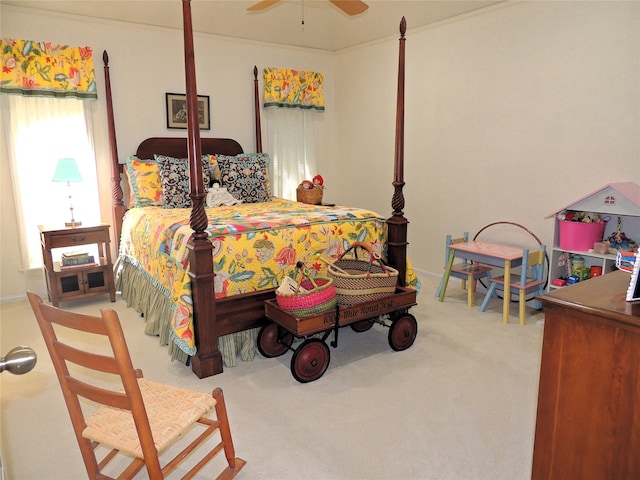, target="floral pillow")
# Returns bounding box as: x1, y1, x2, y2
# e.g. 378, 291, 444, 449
125, 156, 163, 207
216, 153, 271, 203
155, 154, 212, 208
